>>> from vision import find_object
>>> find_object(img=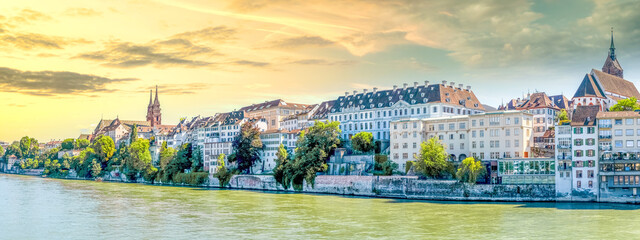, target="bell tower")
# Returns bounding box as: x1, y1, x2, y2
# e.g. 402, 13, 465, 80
602, 27, 624, 78
146, 85, 162, 126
